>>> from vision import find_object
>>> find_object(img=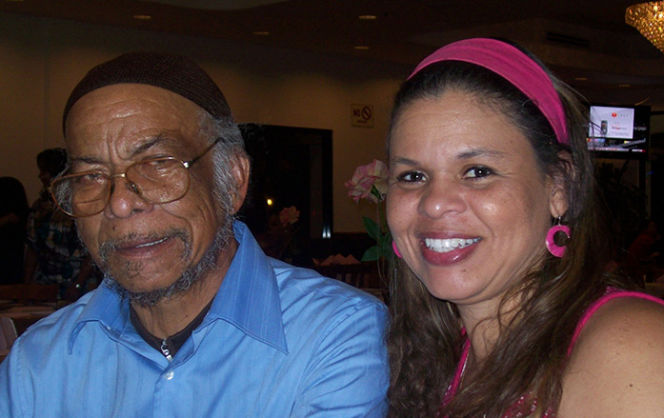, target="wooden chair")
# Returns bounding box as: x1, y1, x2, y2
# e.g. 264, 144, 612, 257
0, 316, 18, 358
314, 263, 378, 288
